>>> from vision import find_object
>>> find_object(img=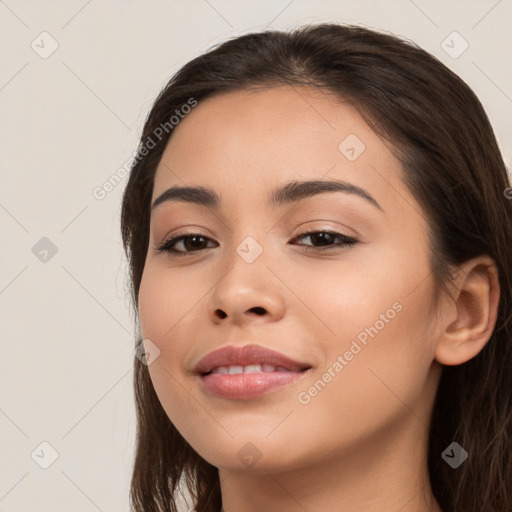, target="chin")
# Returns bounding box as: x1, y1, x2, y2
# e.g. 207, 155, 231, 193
206, 449, 298, 475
